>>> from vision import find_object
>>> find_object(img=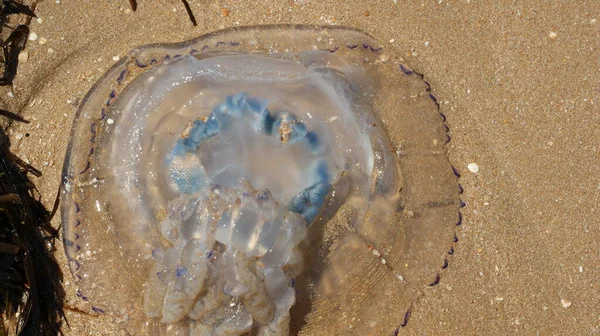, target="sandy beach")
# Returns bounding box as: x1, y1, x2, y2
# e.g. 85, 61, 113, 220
3, 0, 599, 335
